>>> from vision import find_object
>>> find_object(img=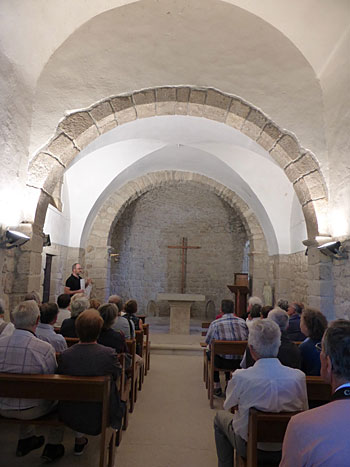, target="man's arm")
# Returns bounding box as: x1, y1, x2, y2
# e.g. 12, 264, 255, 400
223, 372, 240, 410
64, 286, 83, 296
